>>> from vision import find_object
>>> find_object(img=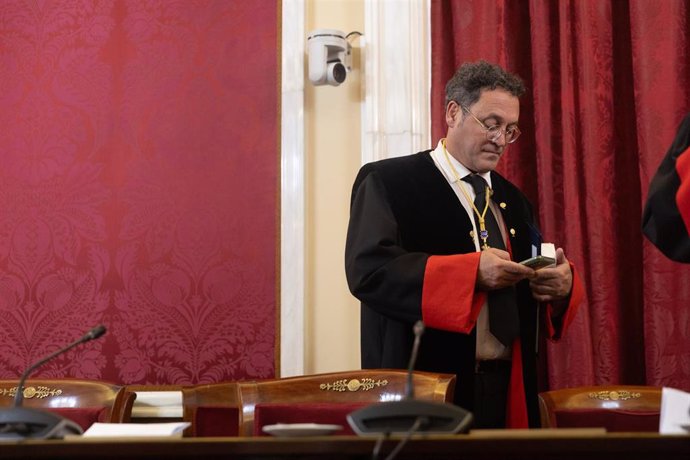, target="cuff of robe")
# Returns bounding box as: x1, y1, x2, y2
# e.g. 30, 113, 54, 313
545, 261, 584, 340
421, 253, 484, 333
